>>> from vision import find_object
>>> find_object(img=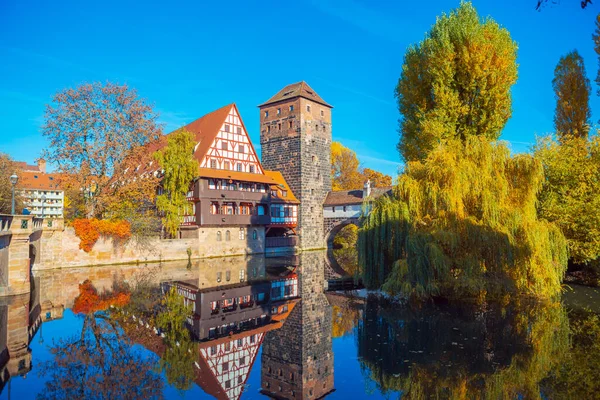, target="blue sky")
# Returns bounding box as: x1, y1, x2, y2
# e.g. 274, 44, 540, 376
1, 0, 599, 177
